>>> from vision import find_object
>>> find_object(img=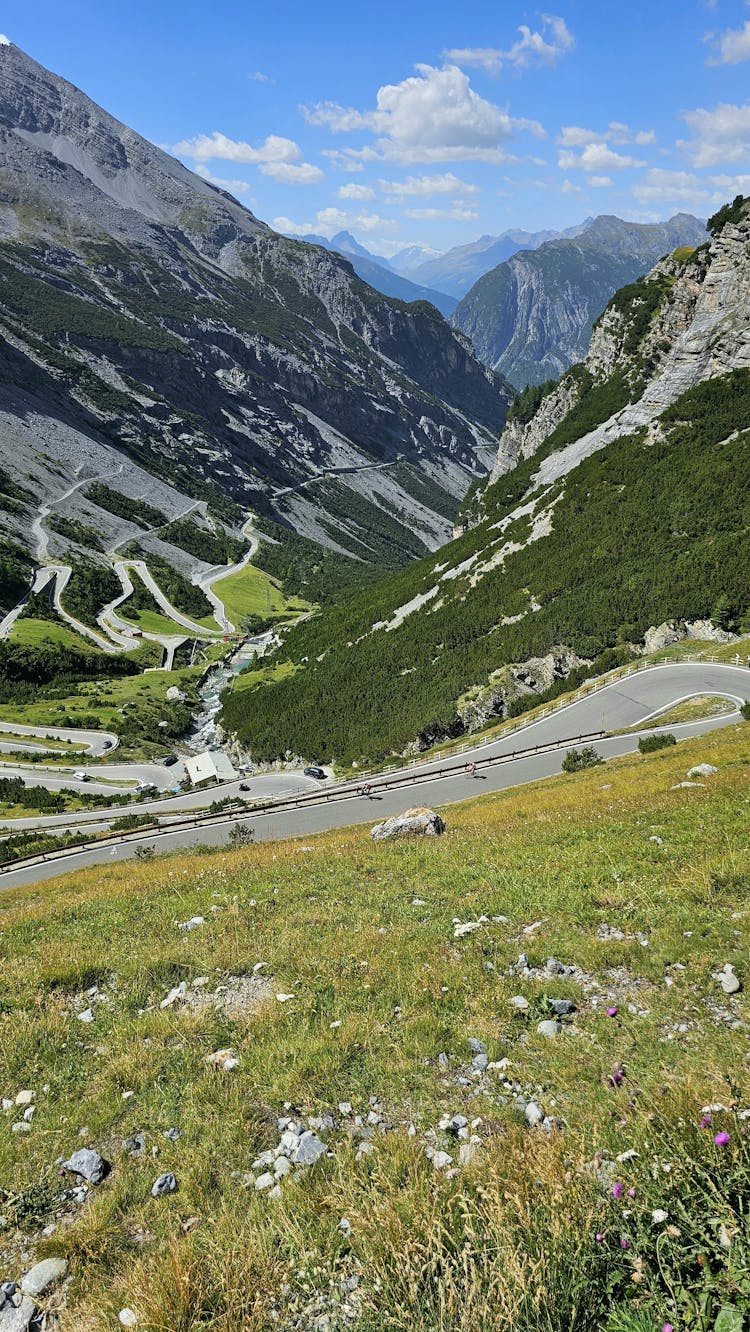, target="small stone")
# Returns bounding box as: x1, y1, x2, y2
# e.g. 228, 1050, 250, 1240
62, 1149, 110, 1184
339, 1218, 351, 1234
467, 1037, 487, 1056
0, 1293, 36, 1331
537, 1020, 561, 1039
524, 1102, 545, 1127
371, 806, 445, 841
22, 1107, 34, 1123
338, 1102, 352, 1116
178, 916, 205, 931
687, 764, 717, 778
509, 995, 529, 1010
160, 983, 187, 1010
548, 999, 576, 1016
11, 1122, 31, 1134
472, 1054, 489, 1071
76, 1008, 95, 1024
20, 1258, 69, 1298
431, 1150, 453, 1170
150, 1172, 177, 1198
123, 1133, 146, 1158
274, 1156, 292, 1178
437, 1052, 449, 1069
717, 964, 741, 995
255, 1172, 275, 1191
275, 994, 295, 1003
14, 1091, 34, 1107
293, 1132, 327, 1166
119, 1311, 138, 1328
